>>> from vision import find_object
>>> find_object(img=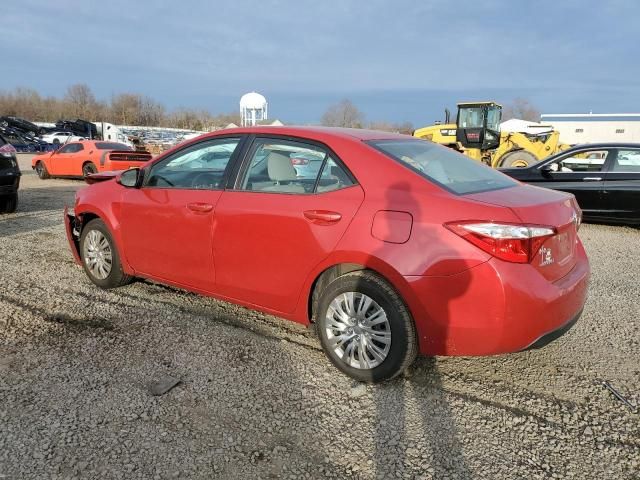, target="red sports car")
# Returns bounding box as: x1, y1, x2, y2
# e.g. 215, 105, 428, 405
32, 140, 152, 179
64, 127, 589, 382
